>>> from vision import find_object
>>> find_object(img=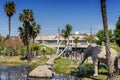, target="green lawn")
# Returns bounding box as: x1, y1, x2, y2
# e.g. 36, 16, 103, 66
53, 56, 120, 80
